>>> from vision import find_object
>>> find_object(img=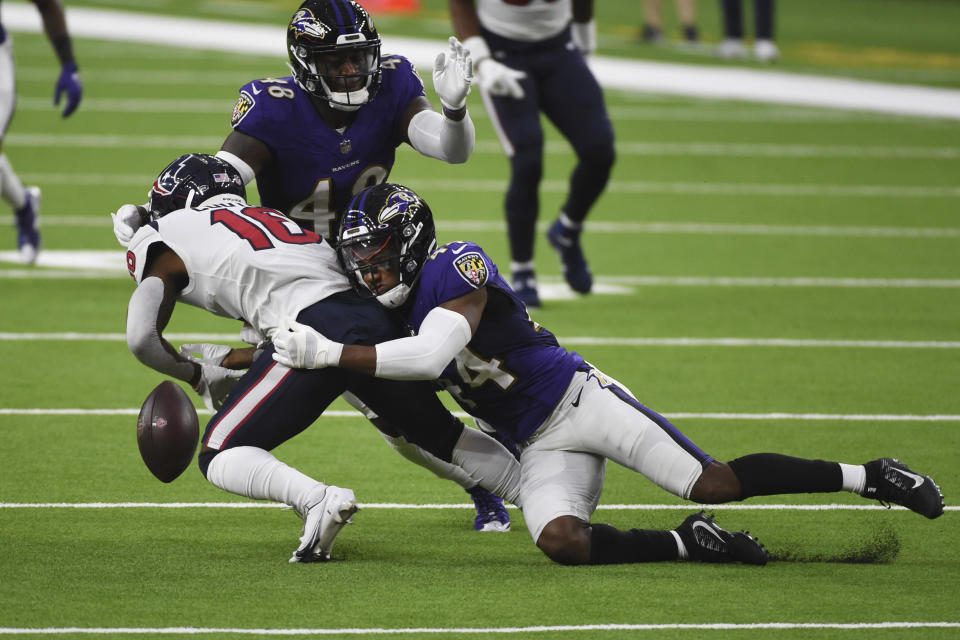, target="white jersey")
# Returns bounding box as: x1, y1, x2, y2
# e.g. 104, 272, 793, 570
126, 194, 350, 340
476, 0, 571, 42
